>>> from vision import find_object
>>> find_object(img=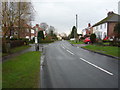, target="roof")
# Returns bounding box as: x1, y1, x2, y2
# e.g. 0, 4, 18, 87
93, 13, 120, 27
33, 25, 44, 31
